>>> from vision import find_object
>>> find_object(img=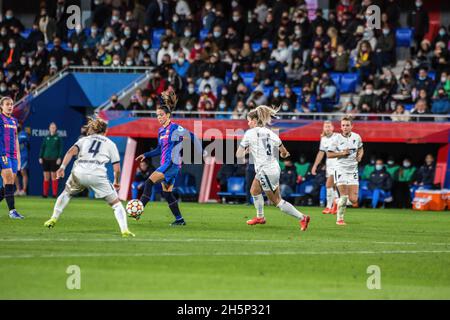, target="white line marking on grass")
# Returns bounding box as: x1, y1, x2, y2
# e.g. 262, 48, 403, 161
1, 238, 449, 246
1, 250, 450, 259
